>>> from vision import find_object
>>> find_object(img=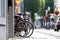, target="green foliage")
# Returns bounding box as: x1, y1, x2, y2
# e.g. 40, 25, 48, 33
38, 0, 54, 16
38, 0, 45, 16
24, 0, 54, 21
24, 0, 40, 22
24, 0, 40, 13
45, 0, 54, 13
